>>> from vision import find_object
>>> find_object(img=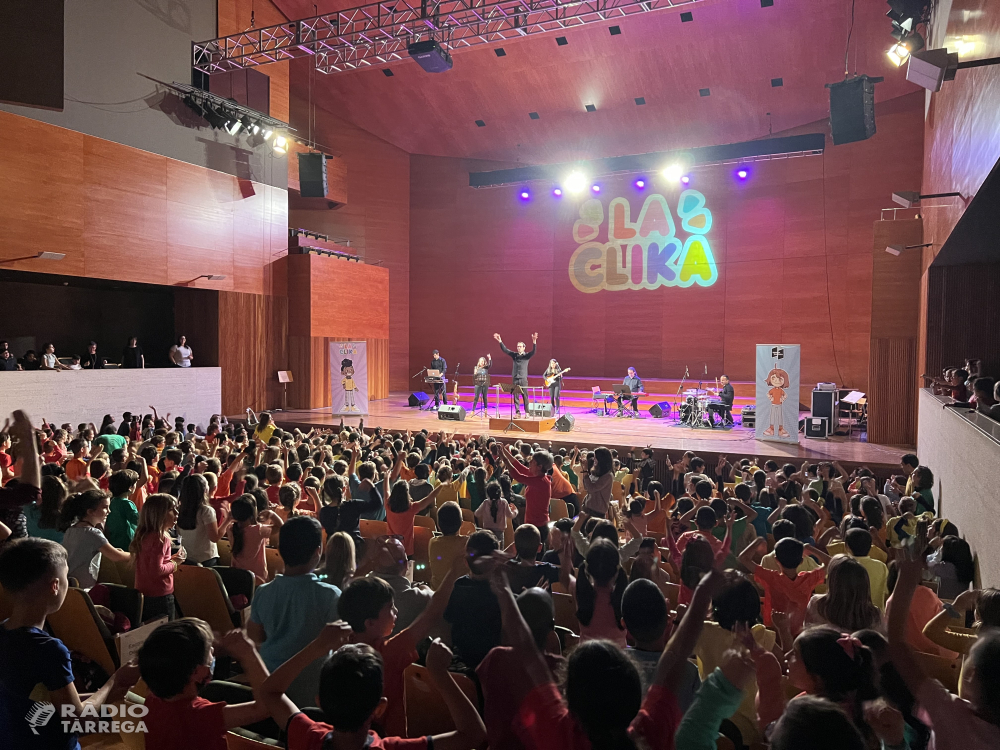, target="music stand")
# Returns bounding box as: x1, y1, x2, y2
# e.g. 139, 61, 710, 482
276, 371, 293, 411
612, 385, 635, 418
500, 384, 526, 433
